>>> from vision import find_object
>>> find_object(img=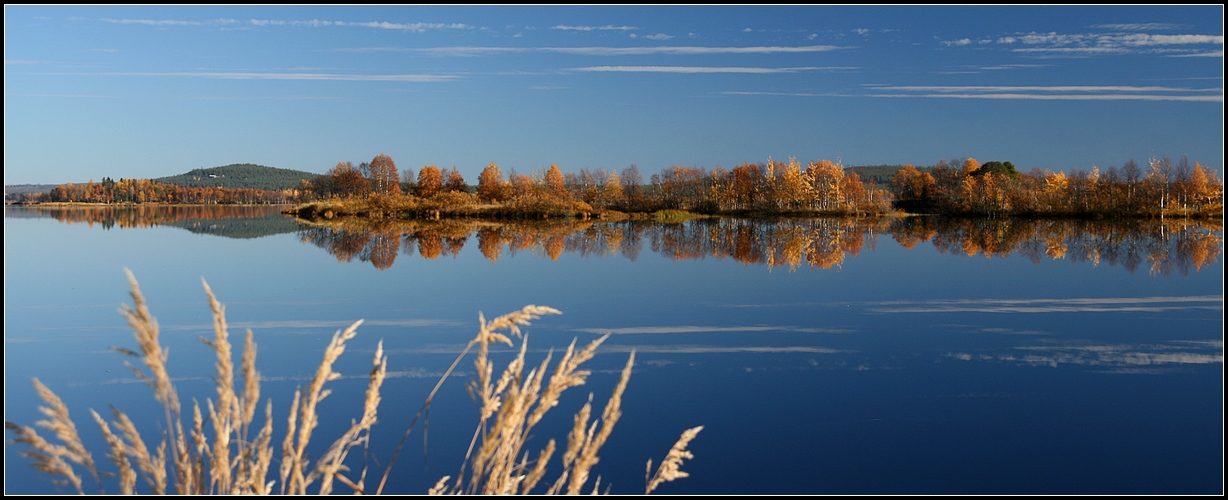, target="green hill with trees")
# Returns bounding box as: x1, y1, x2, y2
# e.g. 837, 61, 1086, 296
155, 164, 320, 191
